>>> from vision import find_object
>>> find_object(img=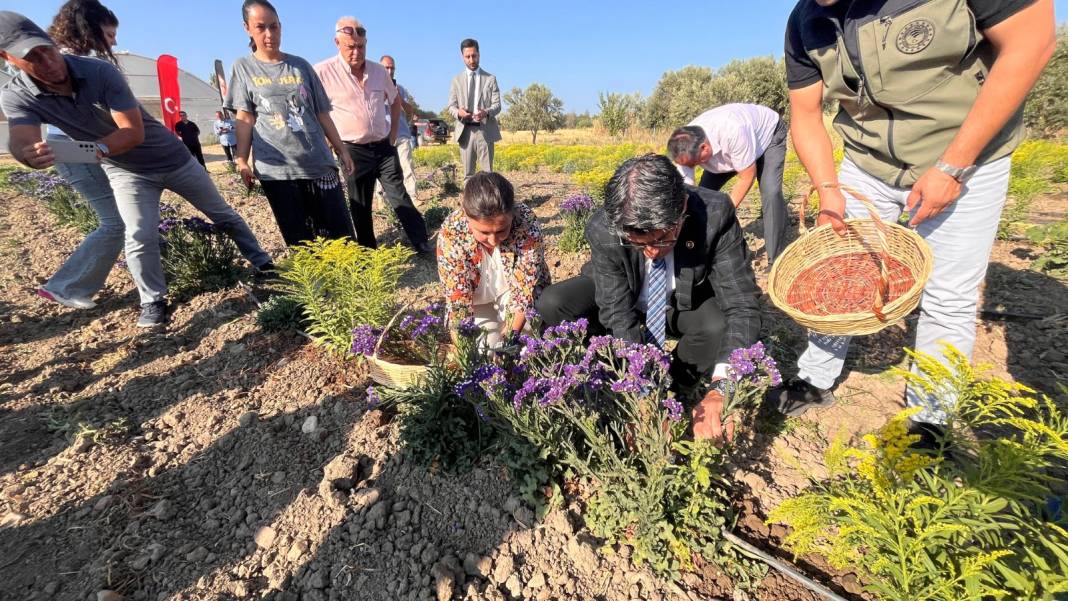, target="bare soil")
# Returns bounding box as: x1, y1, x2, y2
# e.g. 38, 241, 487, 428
1, 153, 1065, 601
